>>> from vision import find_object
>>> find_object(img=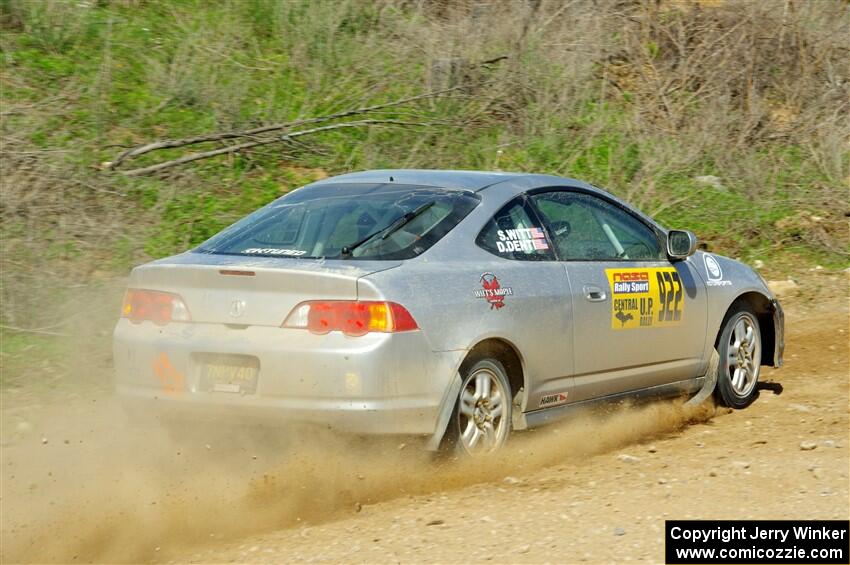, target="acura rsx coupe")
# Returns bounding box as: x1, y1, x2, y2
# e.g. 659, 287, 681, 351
114, 170, 784, 455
